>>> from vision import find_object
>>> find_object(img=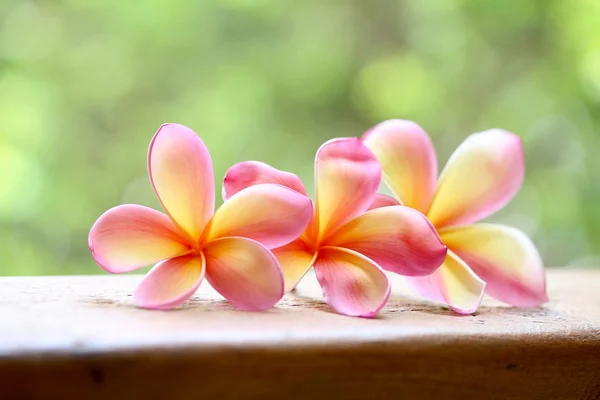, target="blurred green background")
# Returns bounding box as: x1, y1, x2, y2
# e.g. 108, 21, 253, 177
0, 0, 598, 275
